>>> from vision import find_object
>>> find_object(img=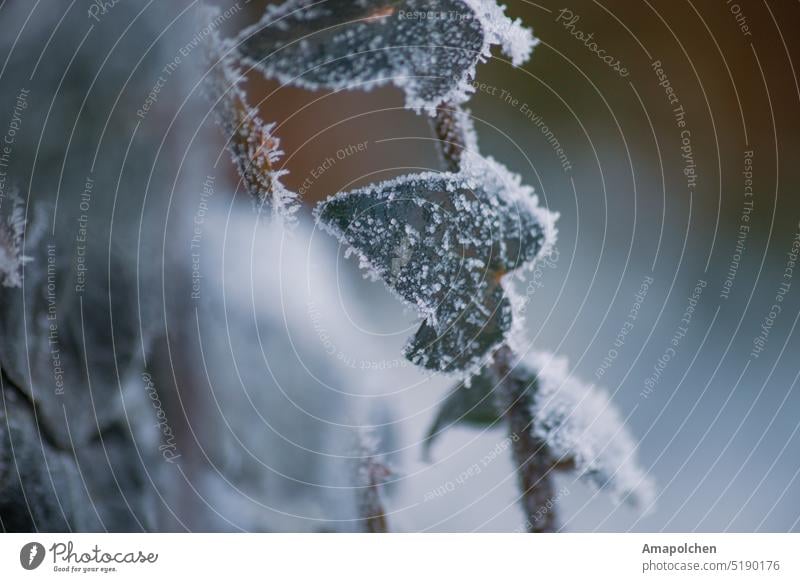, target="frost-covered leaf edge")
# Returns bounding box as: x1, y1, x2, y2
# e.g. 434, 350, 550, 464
525, 350, 656, 509
233, 0, 538, 115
